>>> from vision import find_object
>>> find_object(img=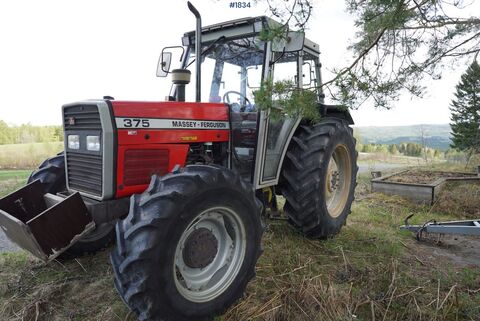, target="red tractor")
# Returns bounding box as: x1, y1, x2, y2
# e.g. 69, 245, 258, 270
0, 3, 357, 321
